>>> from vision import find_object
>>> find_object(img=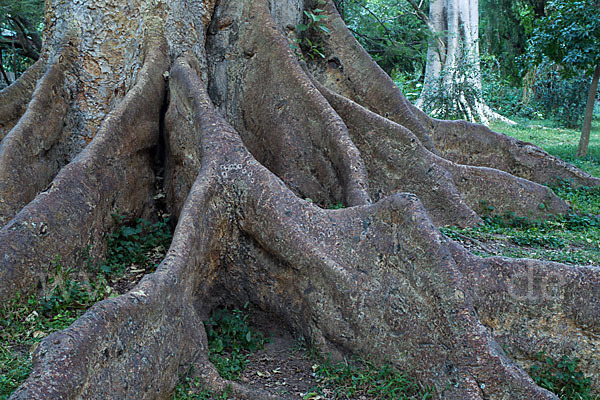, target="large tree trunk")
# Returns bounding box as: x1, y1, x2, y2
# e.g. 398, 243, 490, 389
2, 0, 599, 399
416, 0, 512, 124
